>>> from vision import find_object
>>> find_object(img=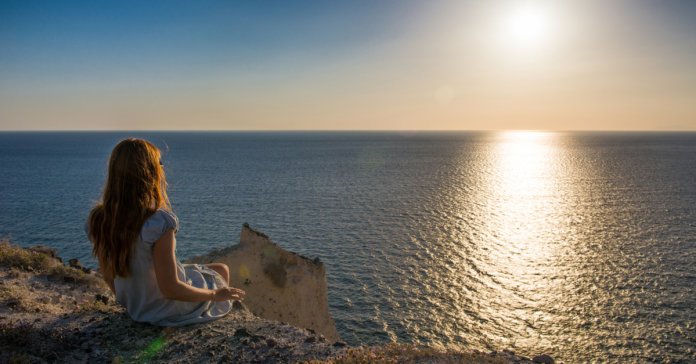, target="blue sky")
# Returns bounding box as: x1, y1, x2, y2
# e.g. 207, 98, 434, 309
1, 0, 695, 130
1, 1, 411, 82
